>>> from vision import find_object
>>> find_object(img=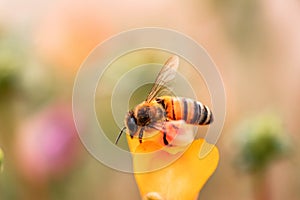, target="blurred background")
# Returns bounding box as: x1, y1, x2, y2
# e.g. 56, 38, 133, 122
0, 0, 299, 199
